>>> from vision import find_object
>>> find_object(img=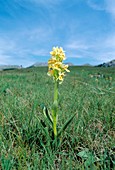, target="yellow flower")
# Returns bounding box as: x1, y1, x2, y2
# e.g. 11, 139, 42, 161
48, 59, 56, 65
48, 46, 70, 82
60, 64, 70, 72
58, 72, 65, 81
47, 69, 54, 76
58, 75, 63, 81
50, 47, 58, 56
50, 47, 66, 61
